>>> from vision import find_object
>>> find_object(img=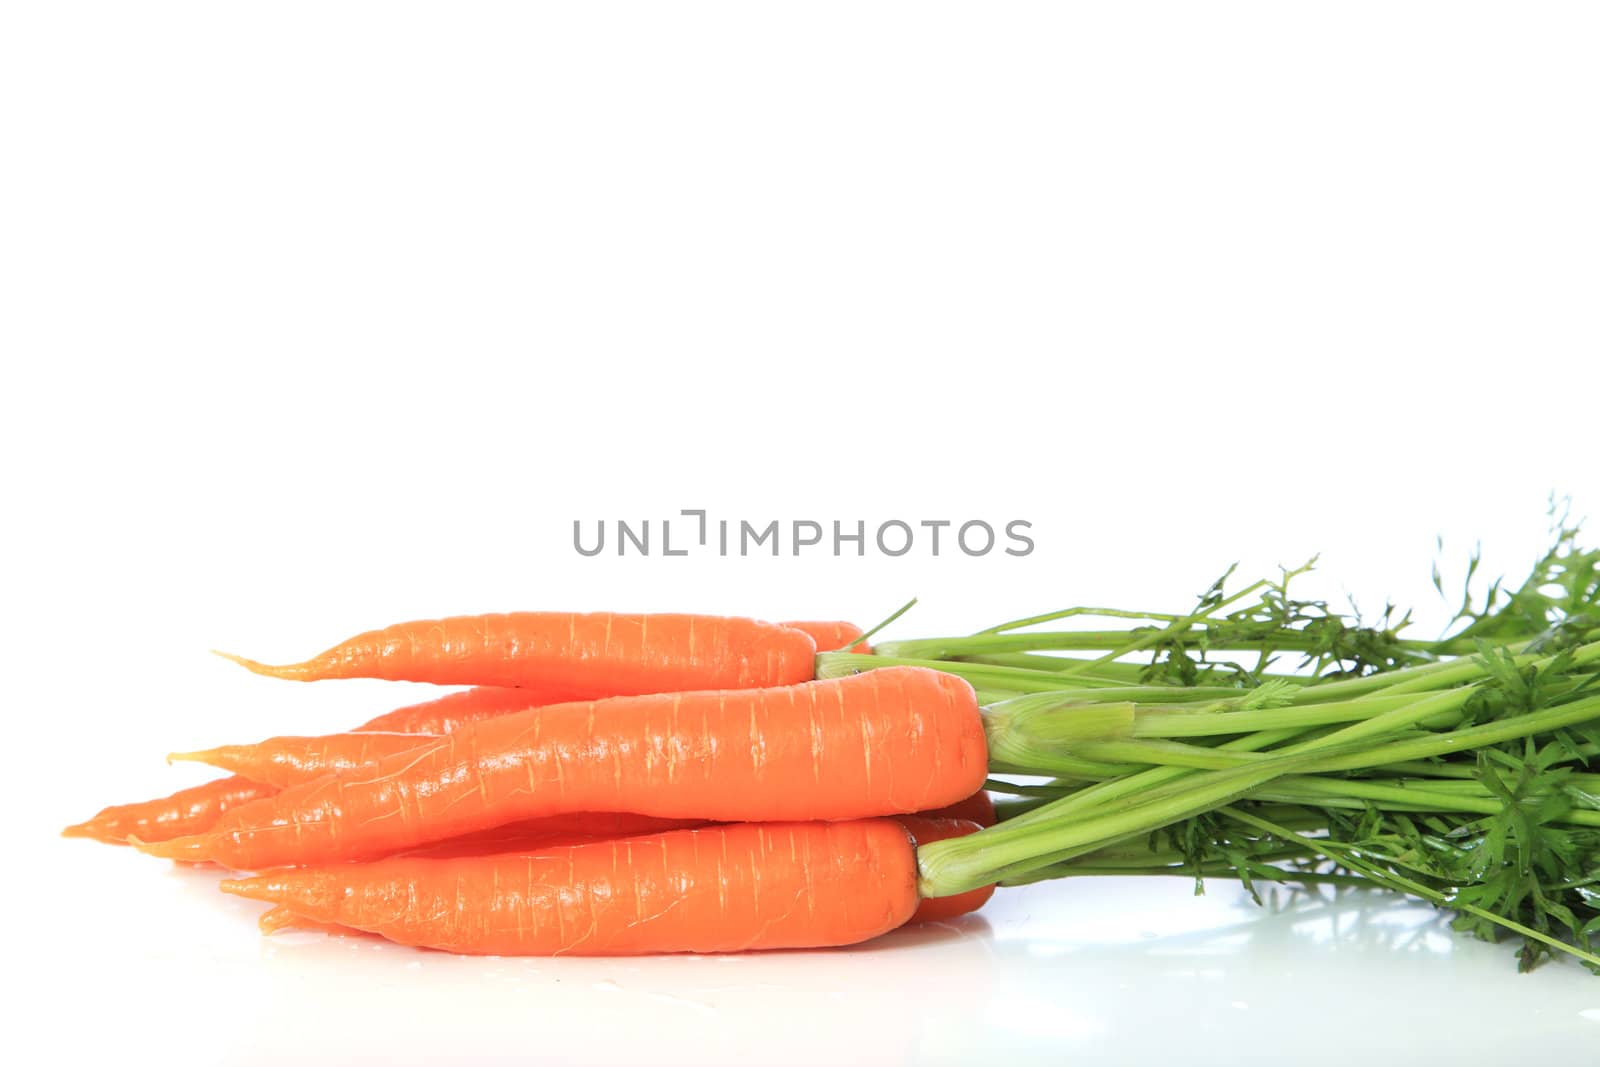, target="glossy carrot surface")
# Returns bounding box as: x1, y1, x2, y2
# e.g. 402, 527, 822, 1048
62, 776, 279, 845
780, 620, 872, 655
140, 666, 985, 869
353, 686, 546, 734
222, 819, 920, 955
67, 690, 529, 846
218, 612, 817, 694
170, 732, 439, 790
